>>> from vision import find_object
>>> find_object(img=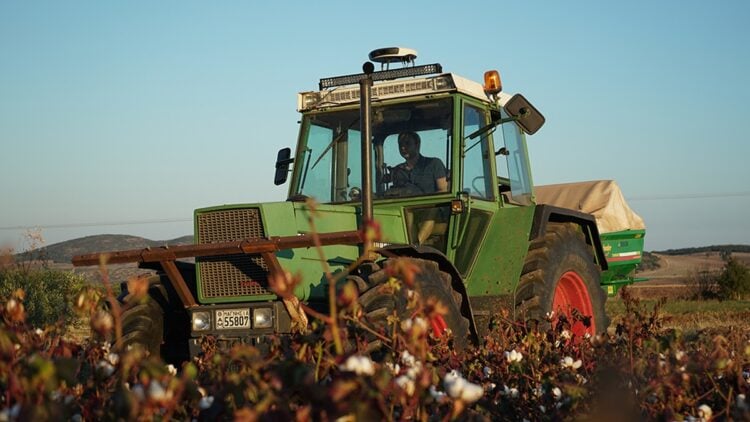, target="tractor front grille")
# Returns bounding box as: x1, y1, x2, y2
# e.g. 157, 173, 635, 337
196, 208, 272, 299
